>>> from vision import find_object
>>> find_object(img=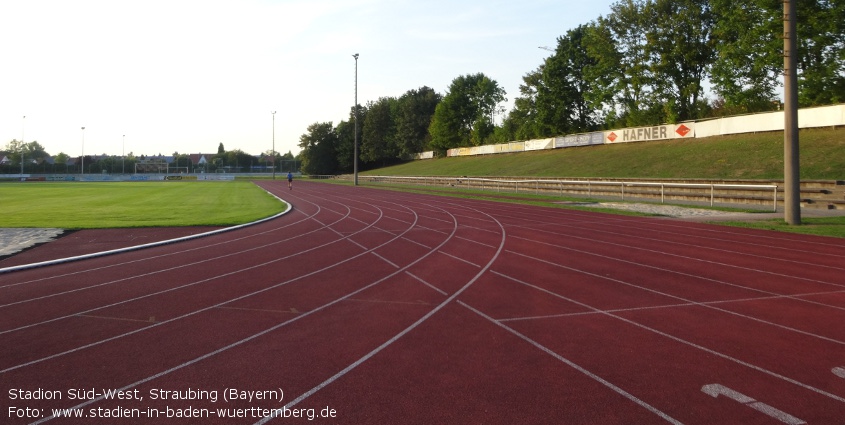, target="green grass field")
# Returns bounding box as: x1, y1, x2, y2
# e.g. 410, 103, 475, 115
0, 181, 286, 228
